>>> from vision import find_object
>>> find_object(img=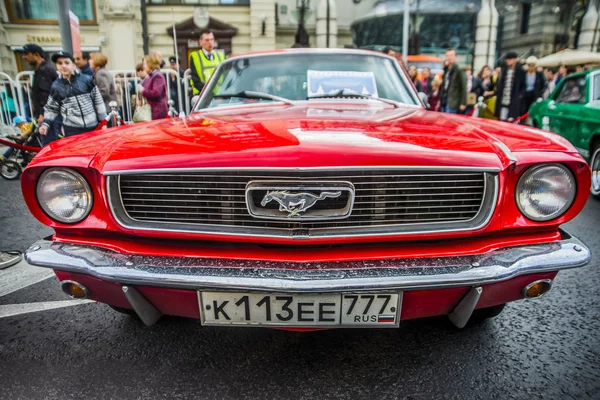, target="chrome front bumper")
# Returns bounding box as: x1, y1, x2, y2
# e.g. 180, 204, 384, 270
25, 231, 590, 293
